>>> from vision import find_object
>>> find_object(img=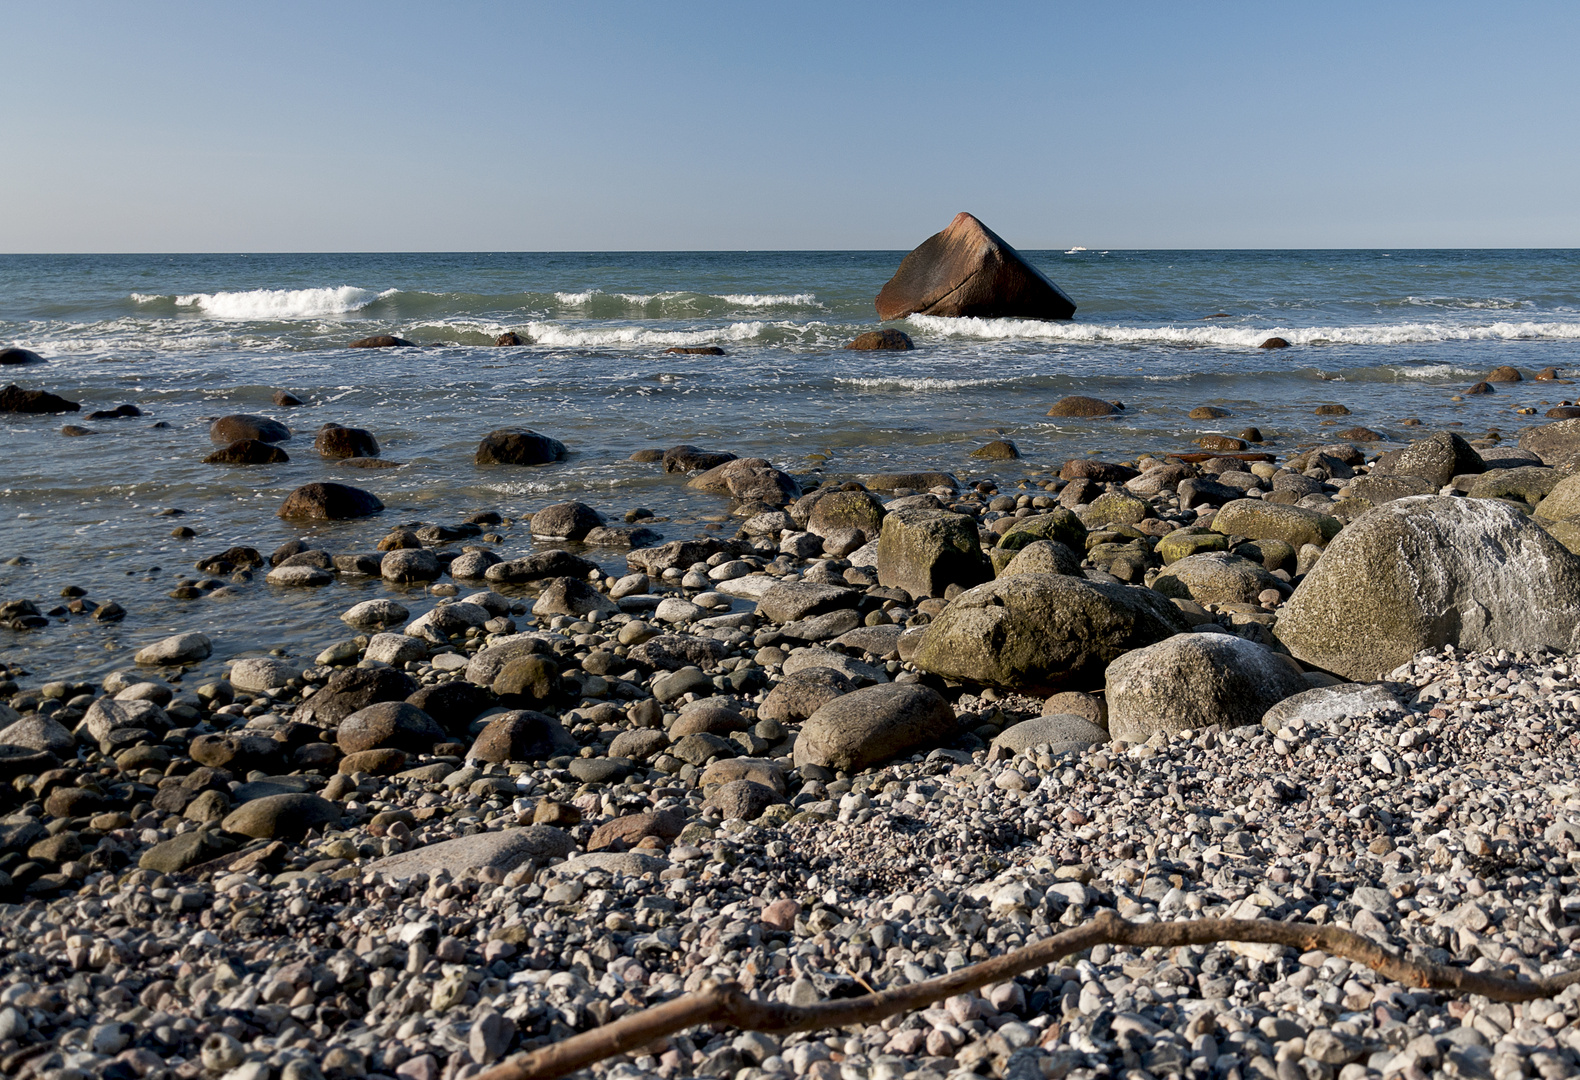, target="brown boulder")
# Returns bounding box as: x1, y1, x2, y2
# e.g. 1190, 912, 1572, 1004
1047, 396, 1120, 418
875, 212, 1075, 321
475, 428, 568, 466
662, 445, 736, 473
1258, 337, 1291, 349
1537, 368, 1561, 381
272, 390, 302, 407
347, 335, 414, 348
971, 439, 1020, 460
587, 809, 686, 852
1487, 366, 1522, 382
1465, 381, 1495, 395
0, 384, 79, 413
299, 666, 418, 725
496, 332, 524, 346
1549, 407, 1580, 420
209, 414, 289, 443
847, 329, 914, 351
1189, 406, 1229, 419
467, 710, 575, 763
278, 482, 383, 520
0, 347, 46, 365
336, 701, 445, 754
1197, 435, 1247, 452
1336, 427, 1385, 442
204, 439, 289, 465
664, 346, 725, 355
314, 423, 380, 458
1314, 404, 1351, 416
1060, 459, 1137, 483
